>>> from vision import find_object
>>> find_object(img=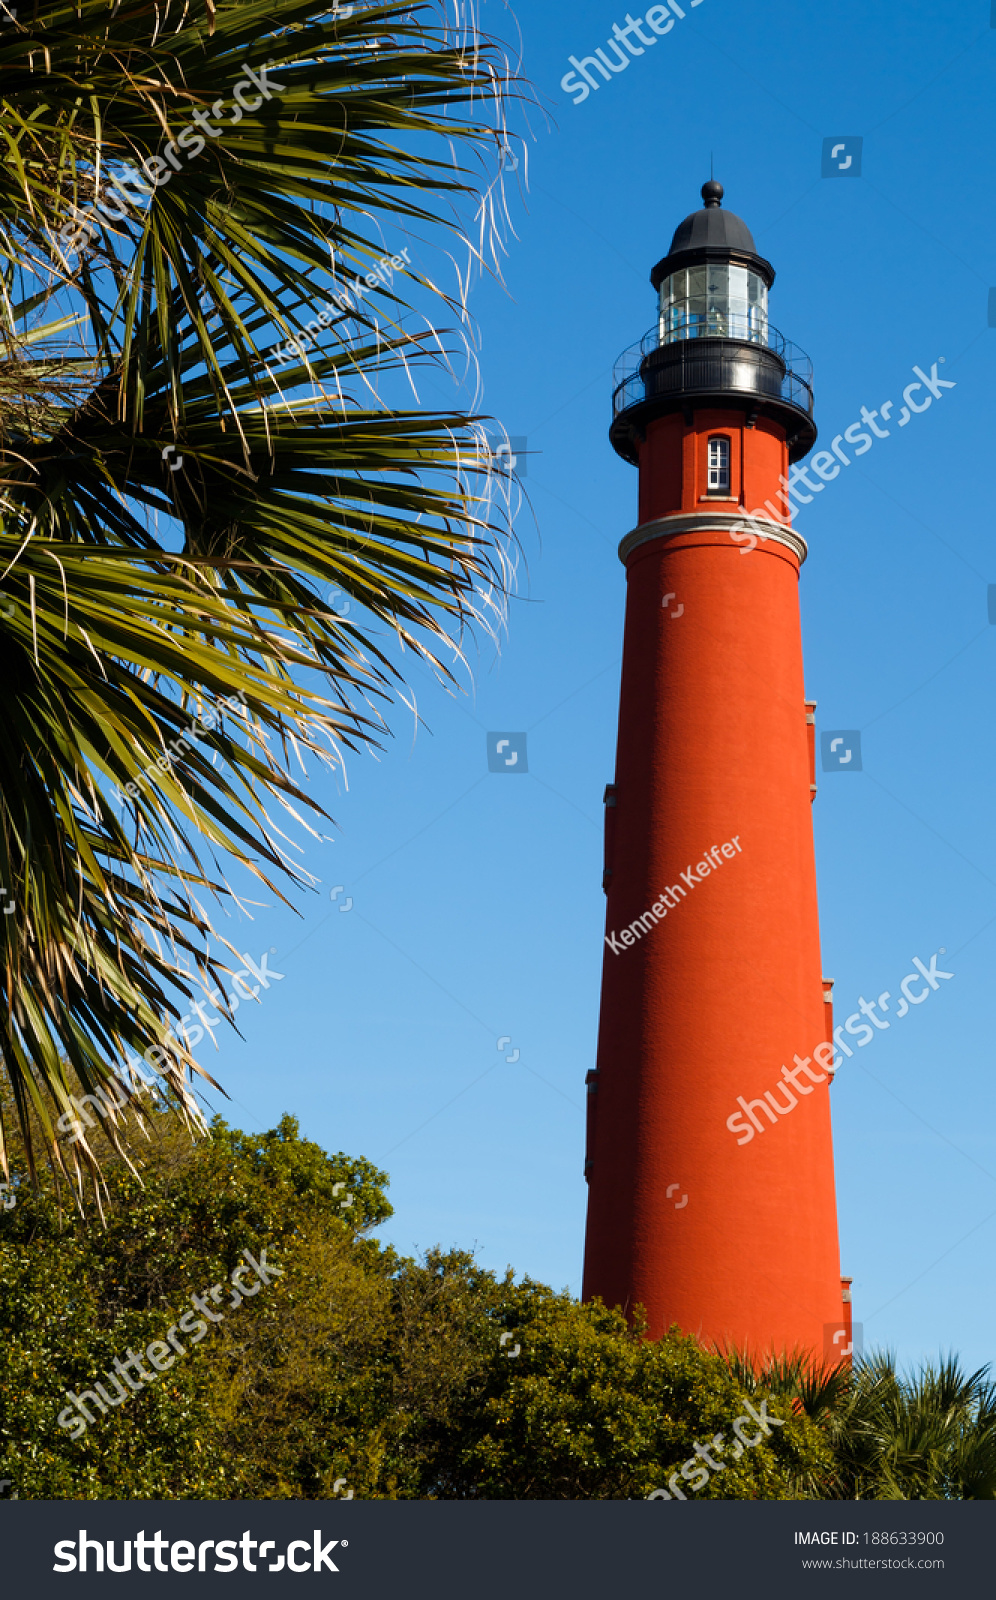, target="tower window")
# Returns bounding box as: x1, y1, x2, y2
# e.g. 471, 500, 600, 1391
707, 436, 730, 493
